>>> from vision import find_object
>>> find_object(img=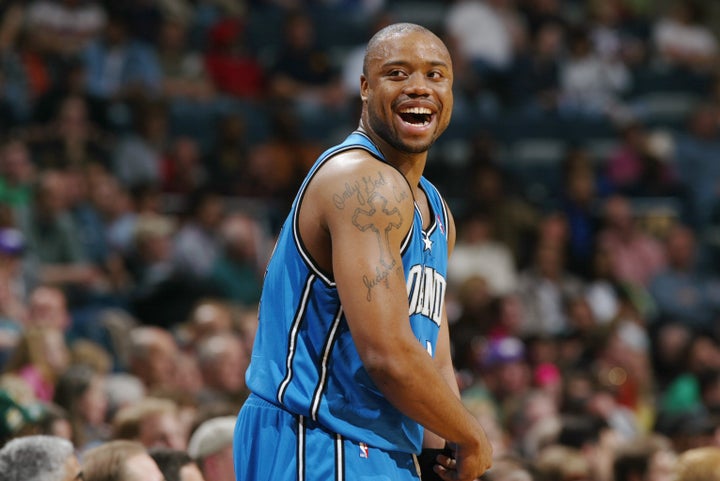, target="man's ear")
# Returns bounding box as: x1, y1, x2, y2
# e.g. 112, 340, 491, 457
360, 75, 368, 102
